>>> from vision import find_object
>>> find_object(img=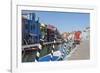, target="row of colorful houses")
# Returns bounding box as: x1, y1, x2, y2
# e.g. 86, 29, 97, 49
22, 11, 61, 45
